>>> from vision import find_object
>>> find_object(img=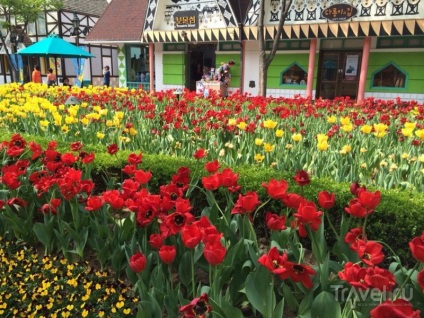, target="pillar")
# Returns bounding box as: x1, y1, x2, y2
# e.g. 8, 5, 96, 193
357, 37, 371, 104
149, 43, 154, 93
306, 38, 317, 99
